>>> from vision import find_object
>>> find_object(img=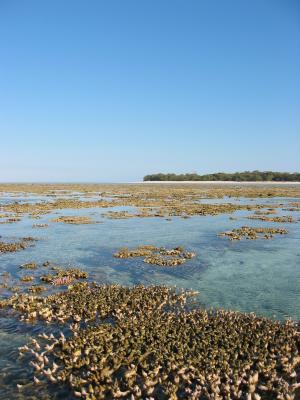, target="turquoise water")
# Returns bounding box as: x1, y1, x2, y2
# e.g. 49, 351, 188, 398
1, 197, 300, 320
0, 194, 300, 398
